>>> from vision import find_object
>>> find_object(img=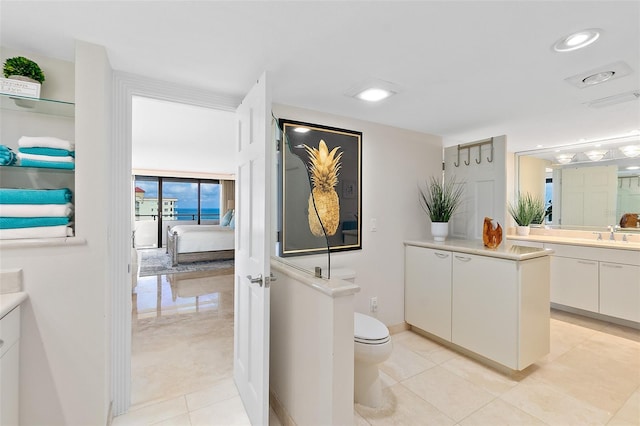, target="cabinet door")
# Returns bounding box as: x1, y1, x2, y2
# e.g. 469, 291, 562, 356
600, 262, 640, 322
550, 256, 599, 312
452, 254, 518, 368
405, 246, 452, 341
0, 343, 19, 425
